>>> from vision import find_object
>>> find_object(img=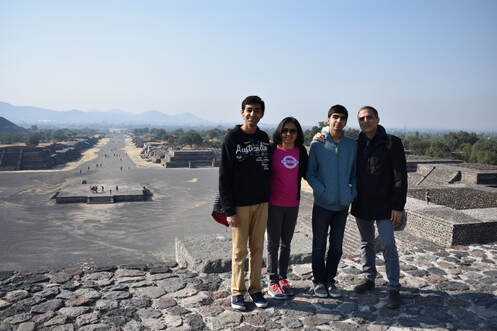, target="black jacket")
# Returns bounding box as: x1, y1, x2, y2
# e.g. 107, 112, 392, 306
219, 125, 271, 216
351, 125, 407, 220
269, 143, 308, 202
